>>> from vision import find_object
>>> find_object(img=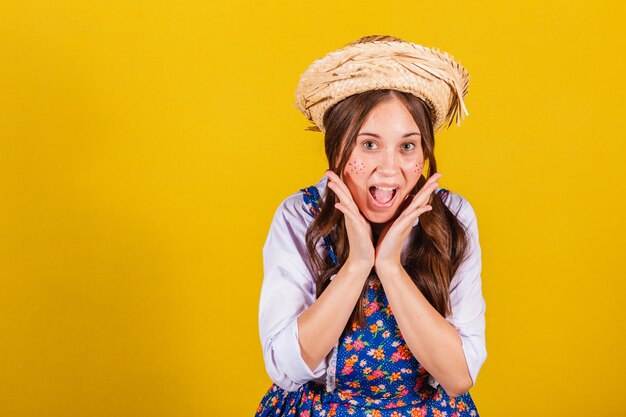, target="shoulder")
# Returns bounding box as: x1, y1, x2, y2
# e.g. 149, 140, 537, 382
437, 187, 479, 235
264, 177, 328, 278
275, 190, 309, 221
271, 175, 328, 226
438, 188, 483, 293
